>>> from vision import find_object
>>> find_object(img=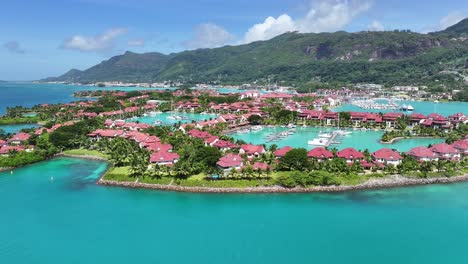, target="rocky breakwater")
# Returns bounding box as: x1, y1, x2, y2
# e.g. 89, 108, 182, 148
98, 174, 468, 193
